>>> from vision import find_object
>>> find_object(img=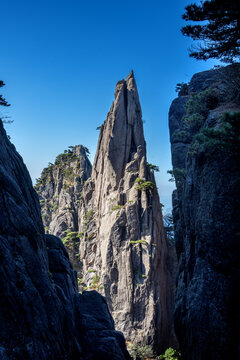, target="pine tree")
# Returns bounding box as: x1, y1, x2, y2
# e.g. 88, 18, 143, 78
181, 0, 240, 63
0, 81, 11, 123
0, 81, 10, 107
